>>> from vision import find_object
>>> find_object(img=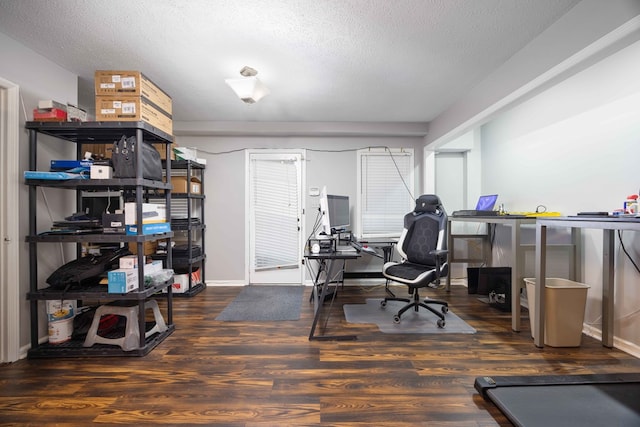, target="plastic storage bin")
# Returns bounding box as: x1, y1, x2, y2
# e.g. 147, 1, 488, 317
524, 277, 590, 347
